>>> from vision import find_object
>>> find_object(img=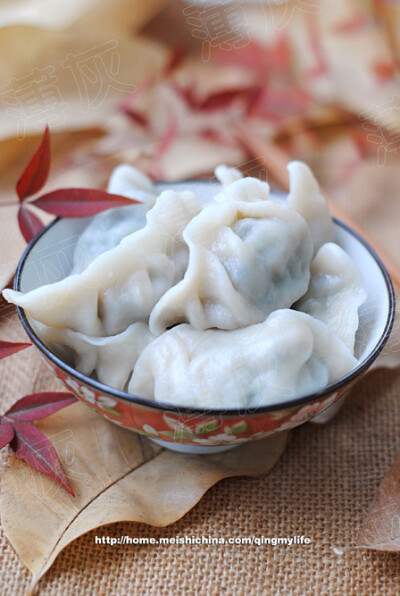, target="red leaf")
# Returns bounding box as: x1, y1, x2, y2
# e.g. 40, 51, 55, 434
174, 83, 261, 113
153, 114, 178, 162
352, 130, 373, 158
248, 87, 311, 120
212, 41, 267, 72
119, 74, 156, 113
332, 10, 369, 34
32, 188, 138, 217
10, 422, 74, 495
372, 61, 396, 84
18, 205, 44, 243
164, 45, 187, 77
200, 129, 225, 144
305, 14, 328, 78
6, 392, 77, 422
199, 87, 256, 111
124, 109, 149, 128
172, 84, 198, 110
0, 418, 14, 449
265, 35, 292, 75
16, 125, 51, 201
0, 340, 31, 360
